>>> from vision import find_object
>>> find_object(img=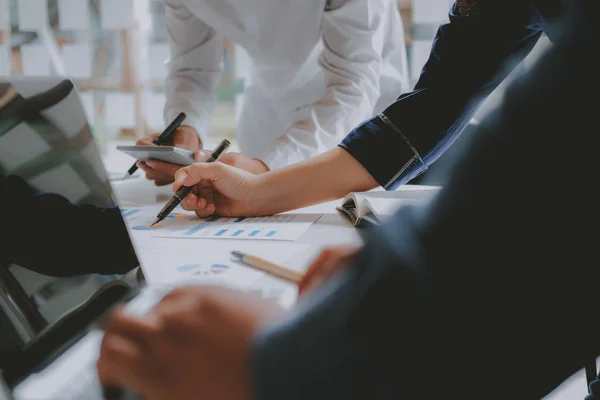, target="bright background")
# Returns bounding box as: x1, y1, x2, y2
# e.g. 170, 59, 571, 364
0, 0, 550, 151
